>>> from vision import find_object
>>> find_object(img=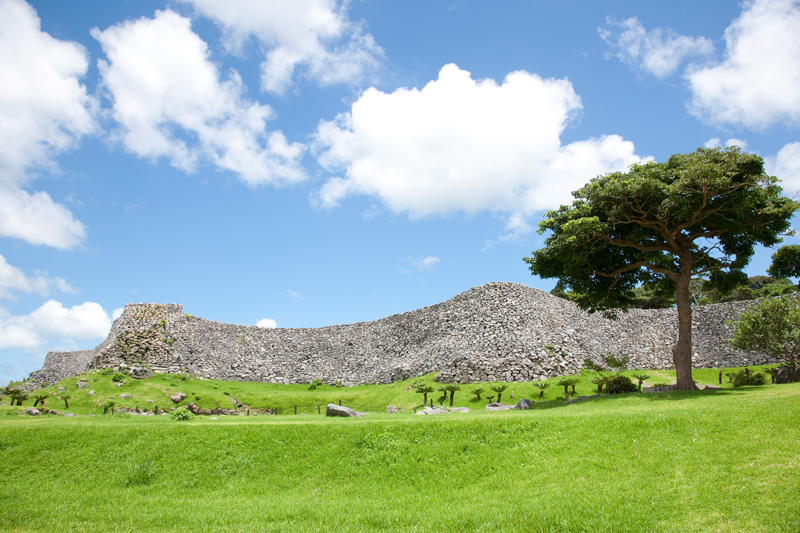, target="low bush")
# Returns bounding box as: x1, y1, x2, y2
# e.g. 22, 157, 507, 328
731, 369, 768, 387
605, 375, 638, 394
170, 407, 195, 421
